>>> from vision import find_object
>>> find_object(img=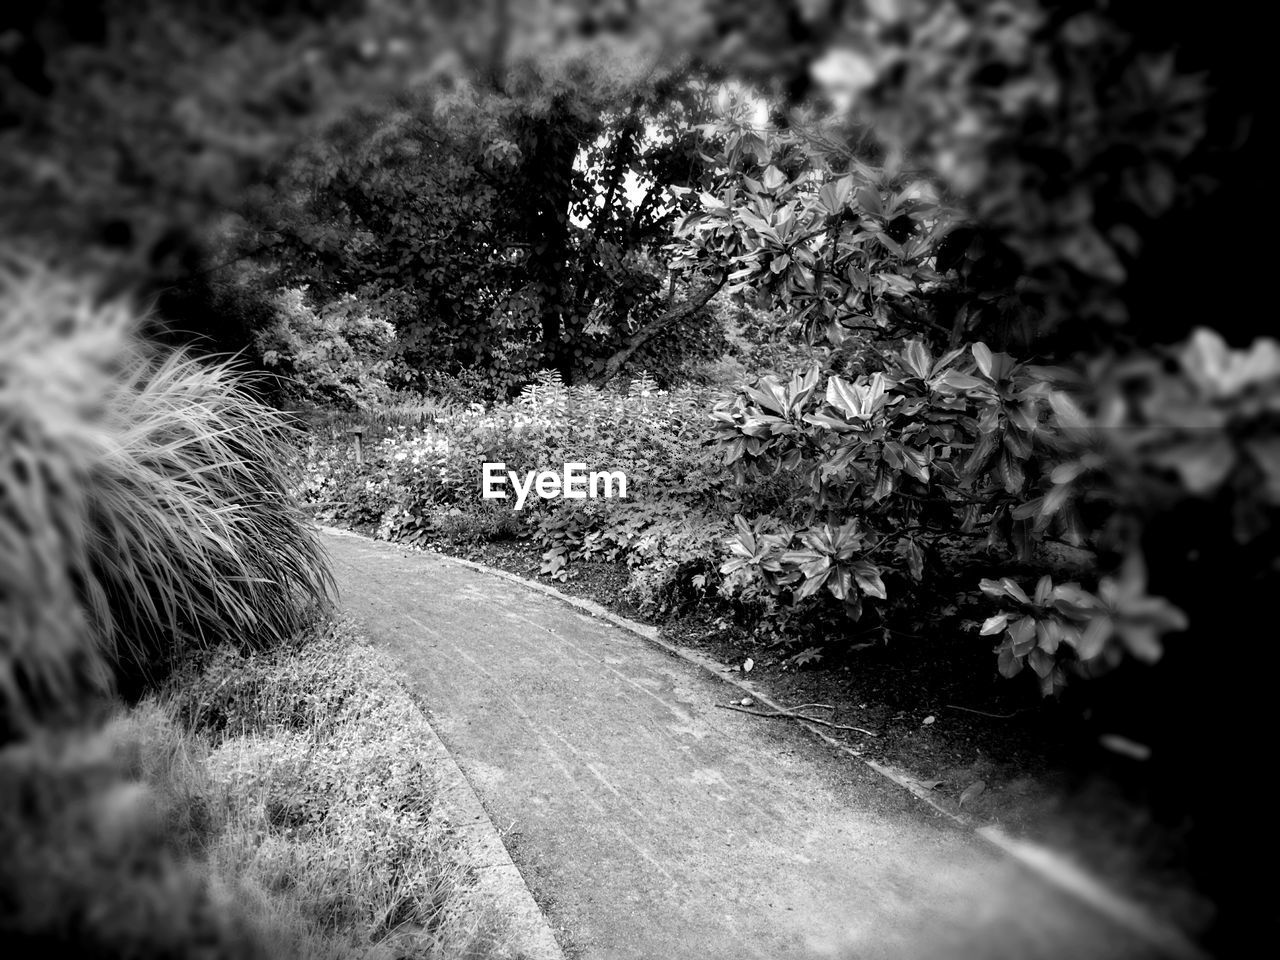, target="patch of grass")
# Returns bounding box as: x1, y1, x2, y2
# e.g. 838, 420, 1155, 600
1, 617, 519, 958
0, 707, 292, 958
